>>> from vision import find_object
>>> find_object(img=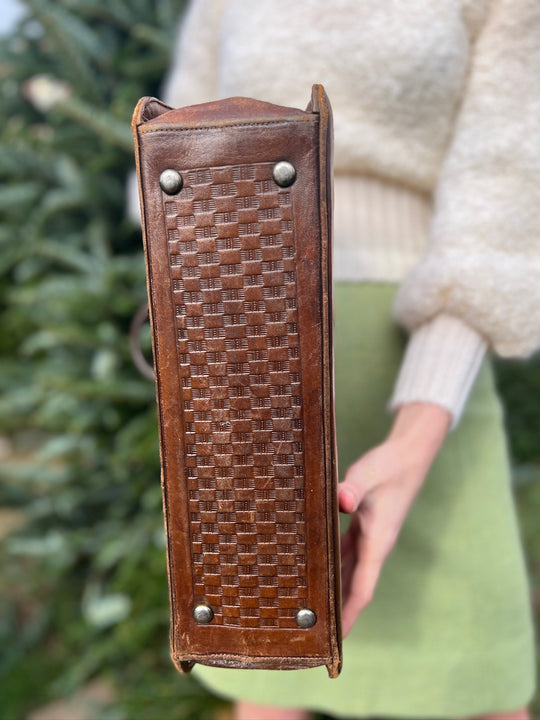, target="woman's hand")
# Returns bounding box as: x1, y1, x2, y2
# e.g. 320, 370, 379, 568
339, 402, 451, 636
